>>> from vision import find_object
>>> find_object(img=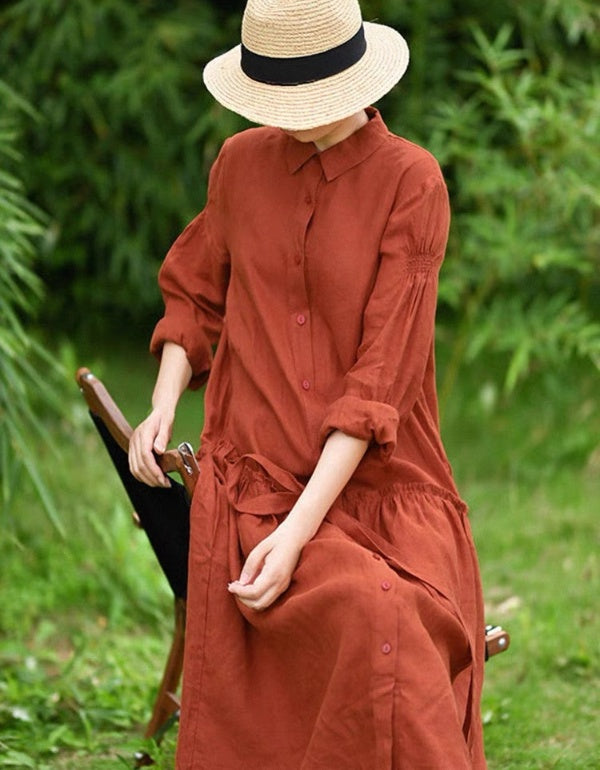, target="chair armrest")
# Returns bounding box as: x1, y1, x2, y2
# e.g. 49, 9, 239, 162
76, 367, 199, 496
485, 625, 510, 659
